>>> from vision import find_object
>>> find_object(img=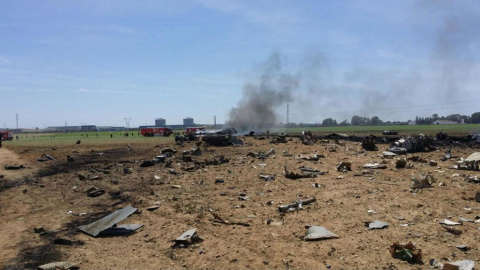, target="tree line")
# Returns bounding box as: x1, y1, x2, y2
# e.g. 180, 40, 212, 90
314, 112, 480, 127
